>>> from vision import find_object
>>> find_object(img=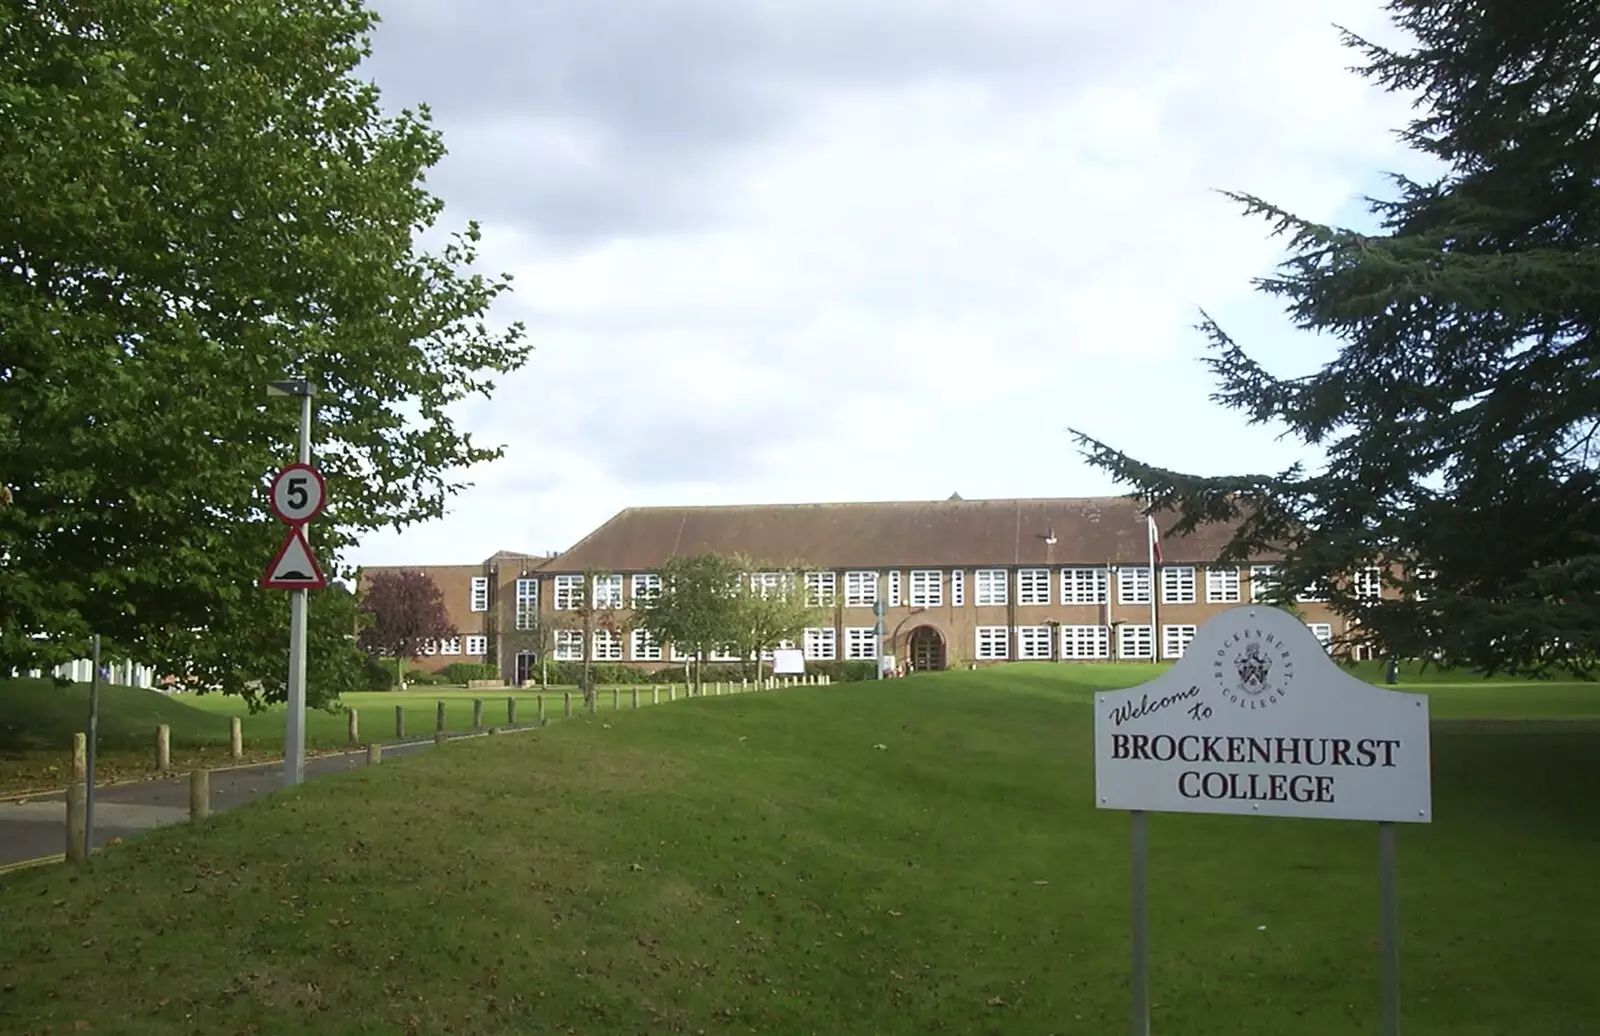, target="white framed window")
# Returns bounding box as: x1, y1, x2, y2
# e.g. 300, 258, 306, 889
592, 629, 622, 661
975, 626, 1010, 659
465, 635, 487, 656
553, 574, 583, 610
1060, 625, 1110, 660
887, 571, 902, 607
1016, 625, 1053, 659
803, 627, 837, 660
418, 640, 437, 656
1307, 623, 1333, 650
1298, 579, 1329, 603
1118, 567, 1151, 605
553, 629, 582, 660
1061, 568, 1108, 605
438, 637, 461, 655
1205, 567, 1240, 603
514, 578, 538, 631
1354, 566, 1383, 599
844, 571, 879, 608
909, 570, 943, 607
951, 569, 965, 606
750, 571, 792, 598
630, 628, 662, 661
844, 627, 877, 660
669, 643, 690, 662
709, 643, 741, 662
1249, 564, 1278, 602
1118, 624, 1154, 660
975, 569, 1007, 606
1162, 624, 1197, 659
1017, 568, 1050, 606
631, 573, 661, 605
592, 574, 623, 609
1161, 566, 1196, 604
469, 577, 489, 612
805, 571, 836, 607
